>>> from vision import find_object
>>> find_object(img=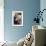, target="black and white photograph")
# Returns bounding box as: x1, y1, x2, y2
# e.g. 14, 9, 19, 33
12, 11, 23, 26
